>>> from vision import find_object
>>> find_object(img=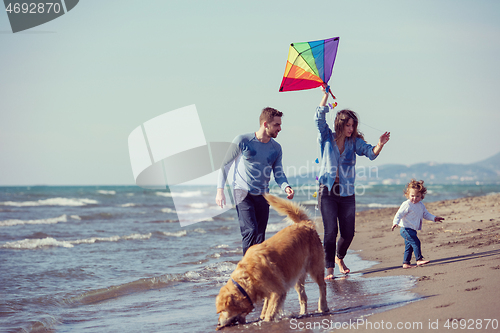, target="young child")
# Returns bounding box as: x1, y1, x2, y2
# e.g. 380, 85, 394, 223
392, 180, 444, 268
